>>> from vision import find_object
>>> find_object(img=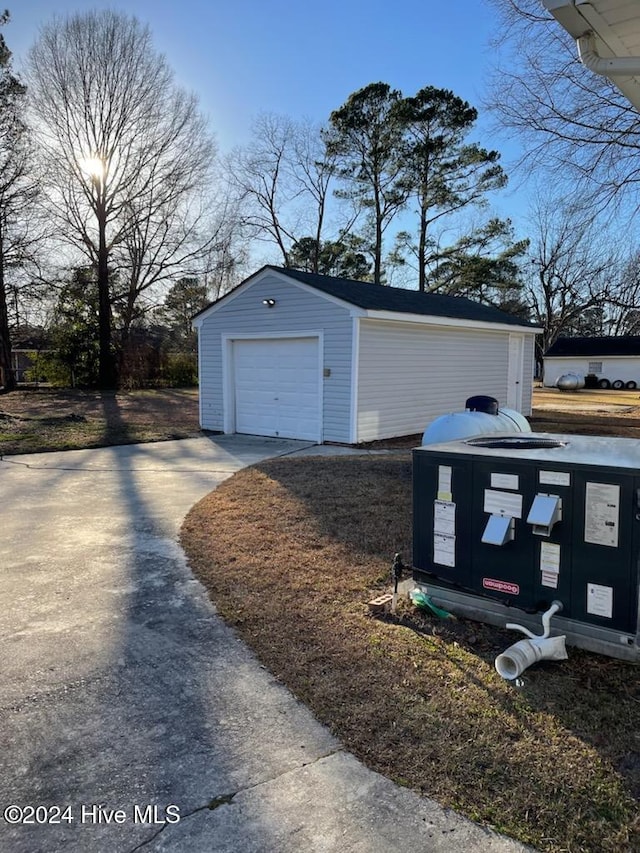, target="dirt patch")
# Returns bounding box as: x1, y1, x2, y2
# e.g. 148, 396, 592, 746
0, 388, 202, 455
